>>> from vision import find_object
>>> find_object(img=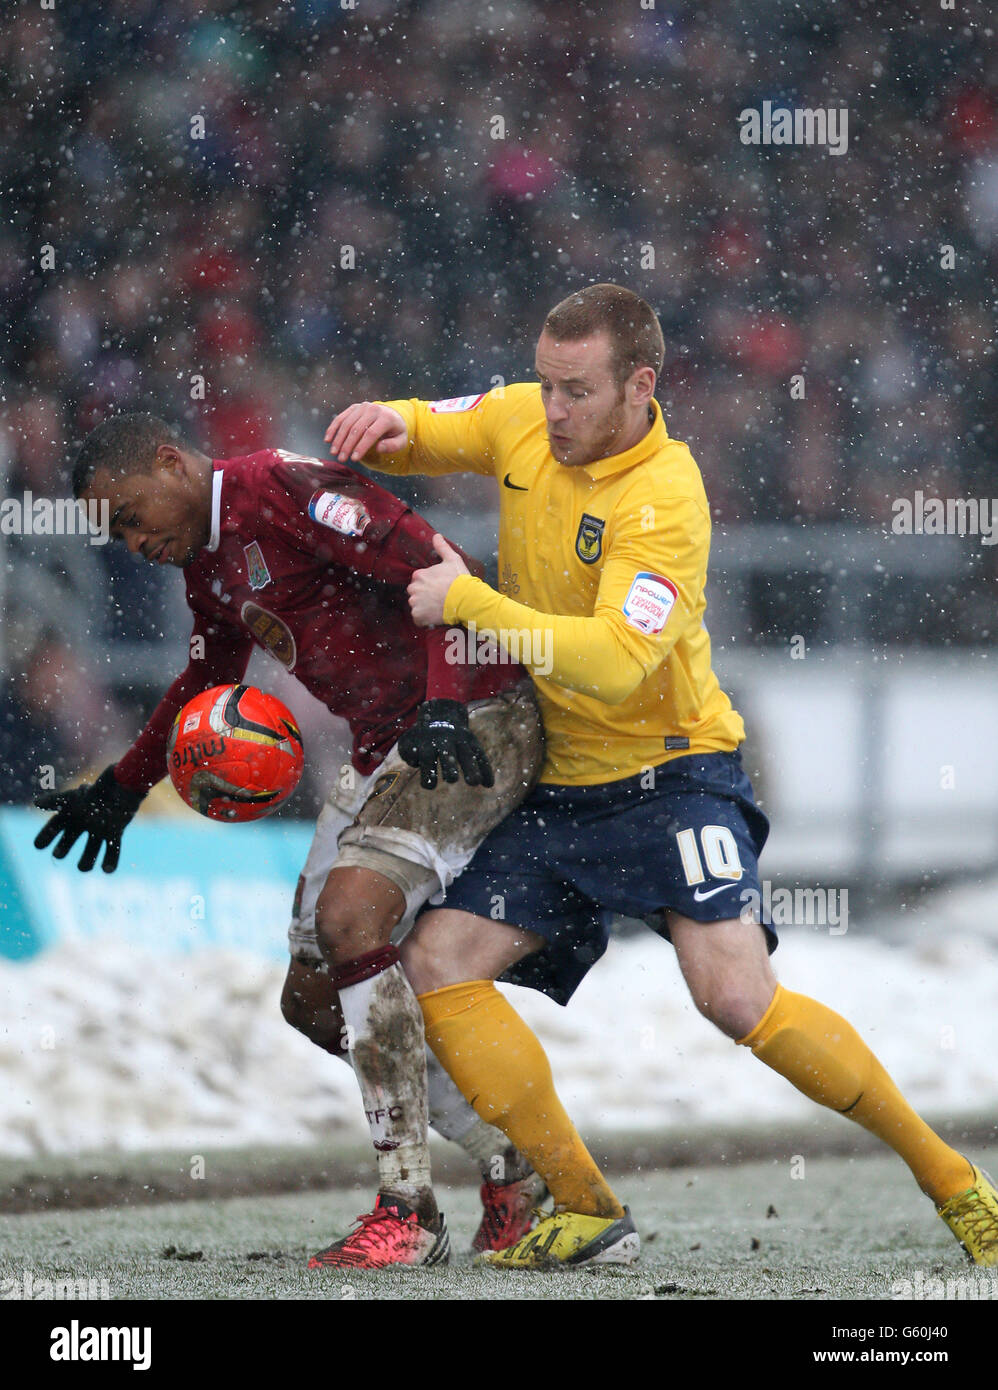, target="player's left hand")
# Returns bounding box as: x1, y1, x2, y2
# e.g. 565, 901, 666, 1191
398, 699, 495, 790
33, 766, 145, 872
408, 534, 470, 627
